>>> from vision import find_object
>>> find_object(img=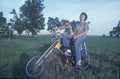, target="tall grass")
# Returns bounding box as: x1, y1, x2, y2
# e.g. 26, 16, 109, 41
0, 36, 119, 79
0, 36, 51, 78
